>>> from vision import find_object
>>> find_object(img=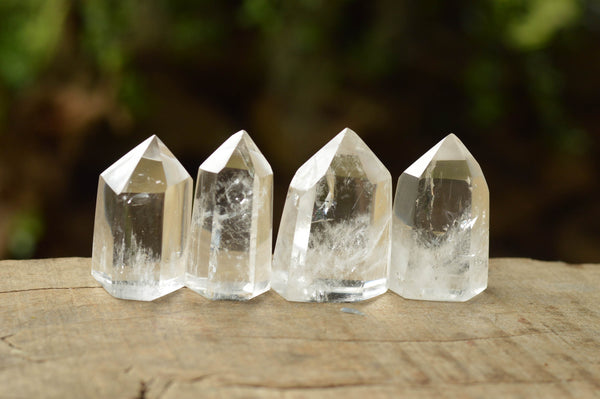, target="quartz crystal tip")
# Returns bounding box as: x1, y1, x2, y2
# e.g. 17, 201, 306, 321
272, 127, 392, 302
92, 135, 193, 301
186, 130, 273, 300
390, 133, 489, 302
